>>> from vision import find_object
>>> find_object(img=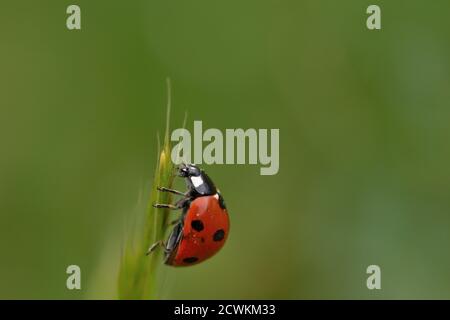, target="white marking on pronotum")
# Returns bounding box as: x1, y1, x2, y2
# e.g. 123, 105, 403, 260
191, 176, 204, 188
